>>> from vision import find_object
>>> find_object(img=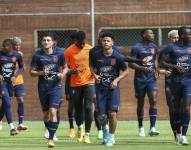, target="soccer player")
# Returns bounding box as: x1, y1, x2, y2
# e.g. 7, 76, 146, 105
0, 38, 24, 136
30, 32, 67, 148
159, 26, 191, 145
90, 32, 128, 146
64, 31, 95, 144
129, 29, 160, 137
11, 37, 28, 131
158, 30, 179, 140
